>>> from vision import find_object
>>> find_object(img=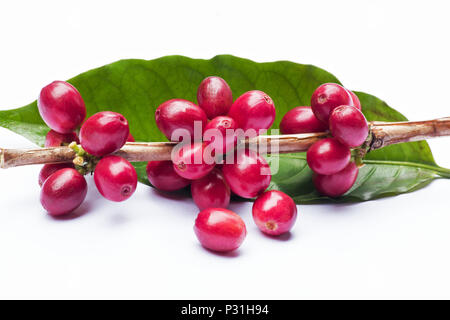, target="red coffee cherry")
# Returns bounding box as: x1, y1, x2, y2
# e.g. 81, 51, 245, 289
197, 76, 233, 119
191, 169, 231, 210
40, 168, 87, 216
155, 99, 207, 142
38, 81, 86, 133
194, 208, 247, 252
306, 138, 351, 175
203, 116, 238, 155
329, 105, 369, 148
38, 163, 74, 187
146, 160, 190, 192
347, 89, 362, 110
311, 83, 353, 124
80, 111, 129, 157
280, 106, 328, 134
313, 162, 359, 197
172, 142, 215, 180
222, 149, 271, 199
44, 130, 79, 147
94, 156, 137, 202
252, 190, 298, 236
228, 90, 275, 132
